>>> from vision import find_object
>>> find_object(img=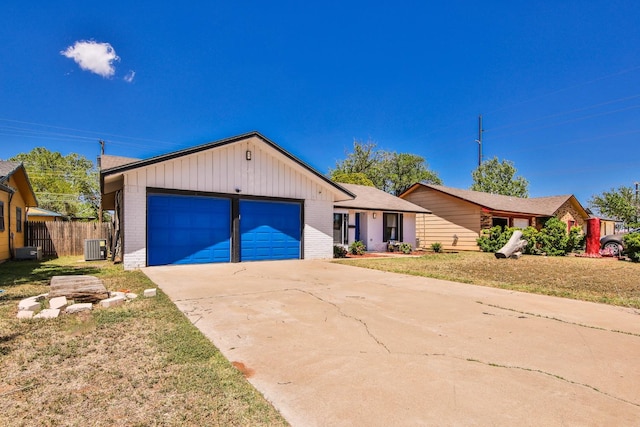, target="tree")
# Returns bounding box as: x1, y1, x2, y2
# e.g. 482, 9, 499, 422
470, 157, 529, 197
589, 186, 639, 228
331, 171, 375, 187
10, 147, 100, 218
381, 152, 441, 196
330, 139, 441, 195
